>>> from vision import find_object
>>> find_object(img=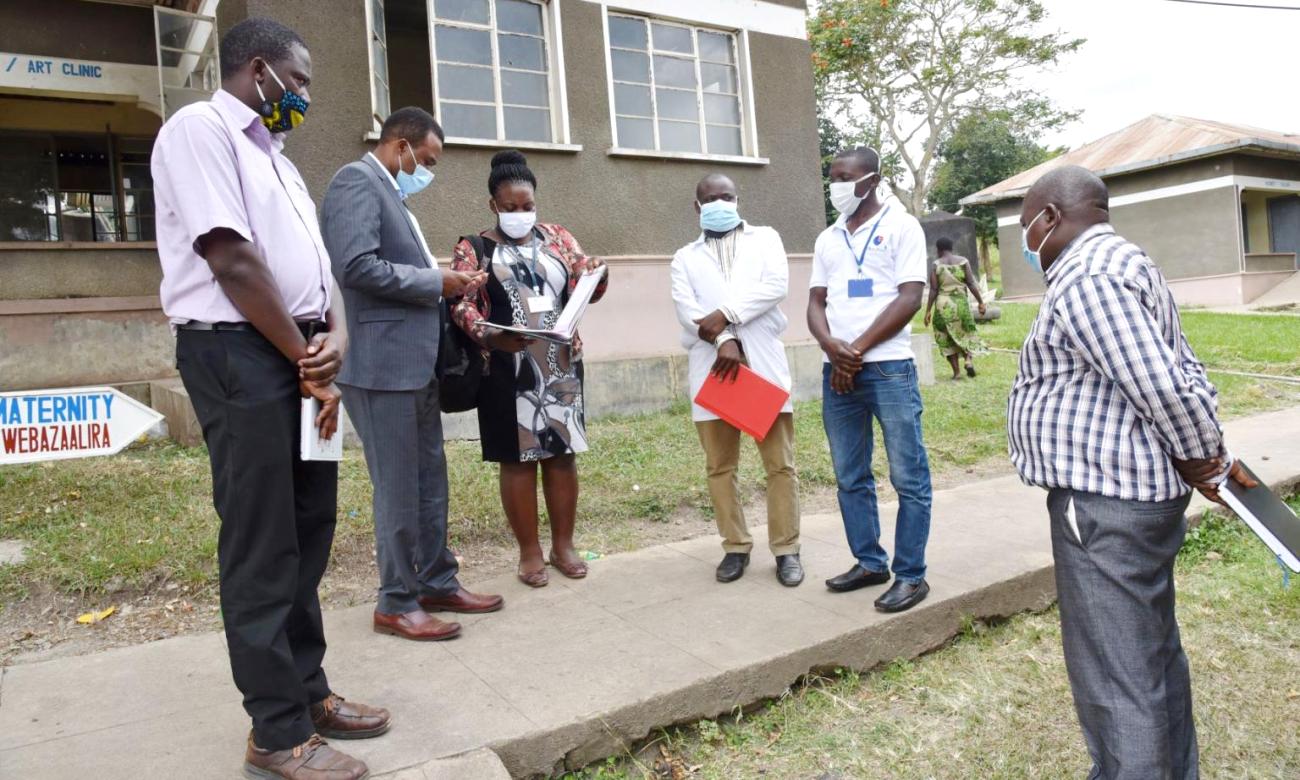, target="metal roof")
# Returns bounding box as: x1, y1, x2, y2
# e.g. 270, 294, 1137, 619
960, 114, 1300, 206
